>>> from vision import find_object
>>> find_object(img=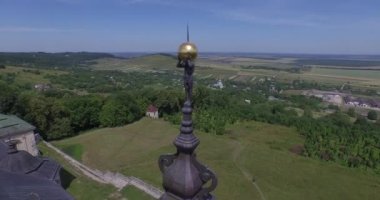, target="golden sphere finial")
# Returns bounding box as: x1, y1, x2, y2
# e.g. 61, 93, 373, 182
177, 24, 197, 61
178, 42, 198, 61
